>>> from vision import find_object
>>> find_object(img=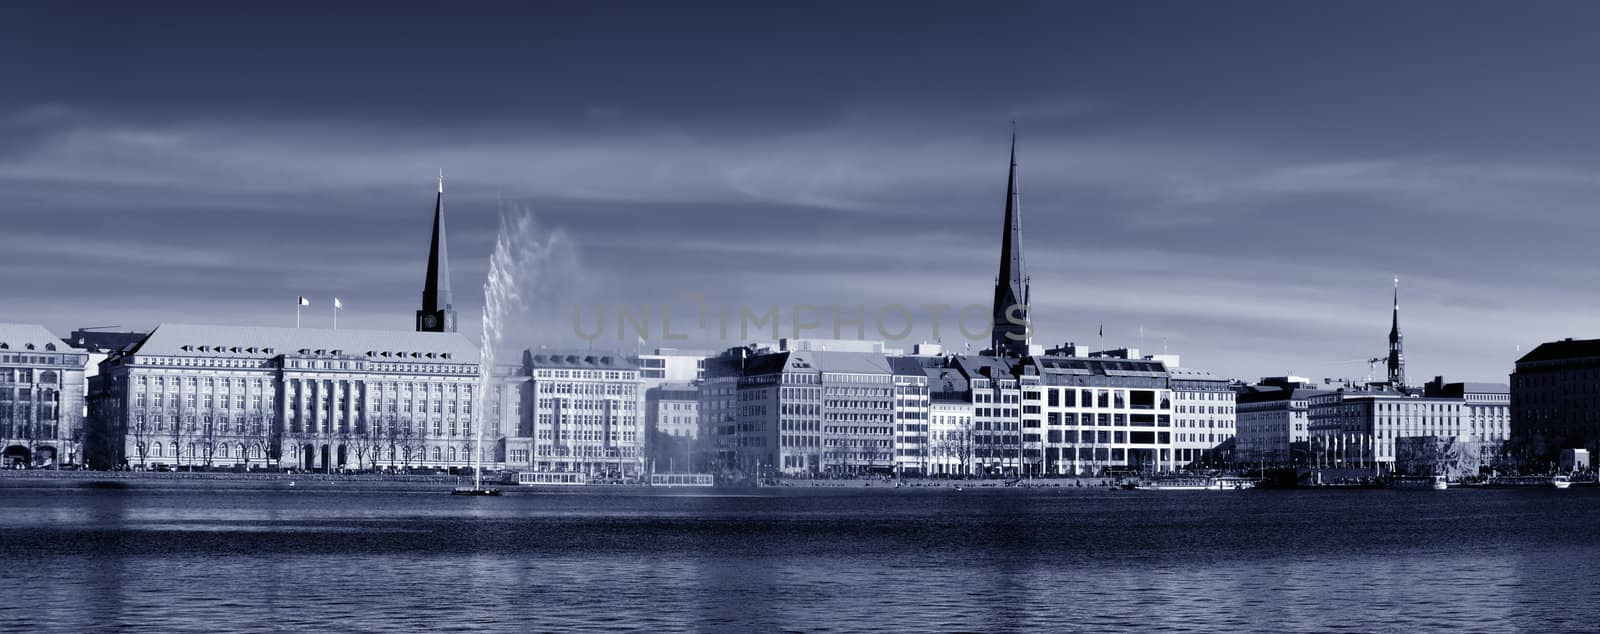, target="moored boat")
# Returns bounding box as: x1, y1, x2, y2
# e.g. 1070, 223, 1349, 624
1482, 475, 1571, 489
1133, 476, 1256, 491
1390, 475, 1448, 490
